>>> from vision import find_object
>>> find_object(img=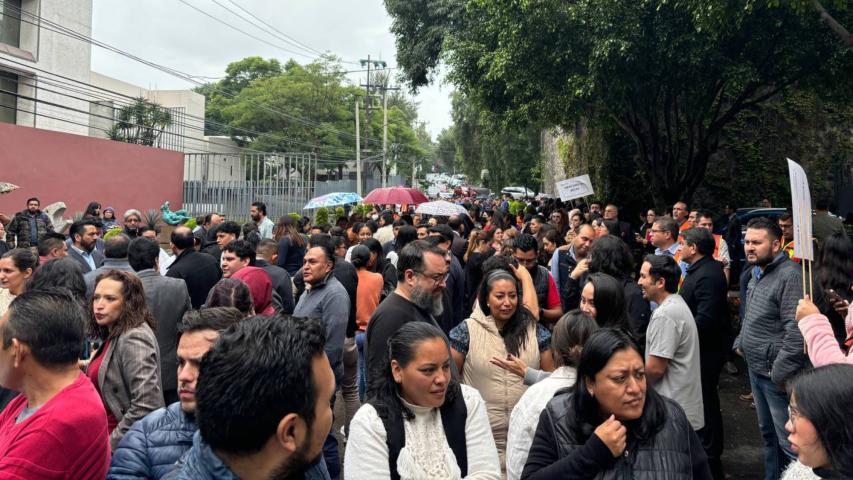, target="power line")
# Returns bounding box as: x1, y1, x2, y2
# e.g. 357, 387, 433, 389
175, 0, 319, 61
0, 0, 385, 147
3, 70, 363, 159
